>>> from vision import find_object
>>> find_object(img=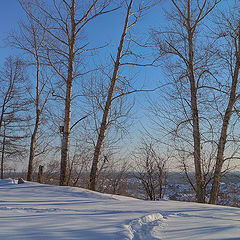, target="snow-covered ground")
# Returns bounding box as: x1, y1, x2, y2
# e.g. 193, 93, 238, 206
0, 179, 240, 240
